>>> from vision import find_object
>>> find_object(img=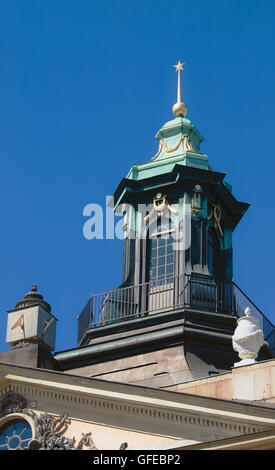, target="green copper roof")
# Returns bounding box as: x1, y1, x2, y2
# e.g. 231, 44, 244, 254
156, 115, 202, 139
127, 115, 212, 181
